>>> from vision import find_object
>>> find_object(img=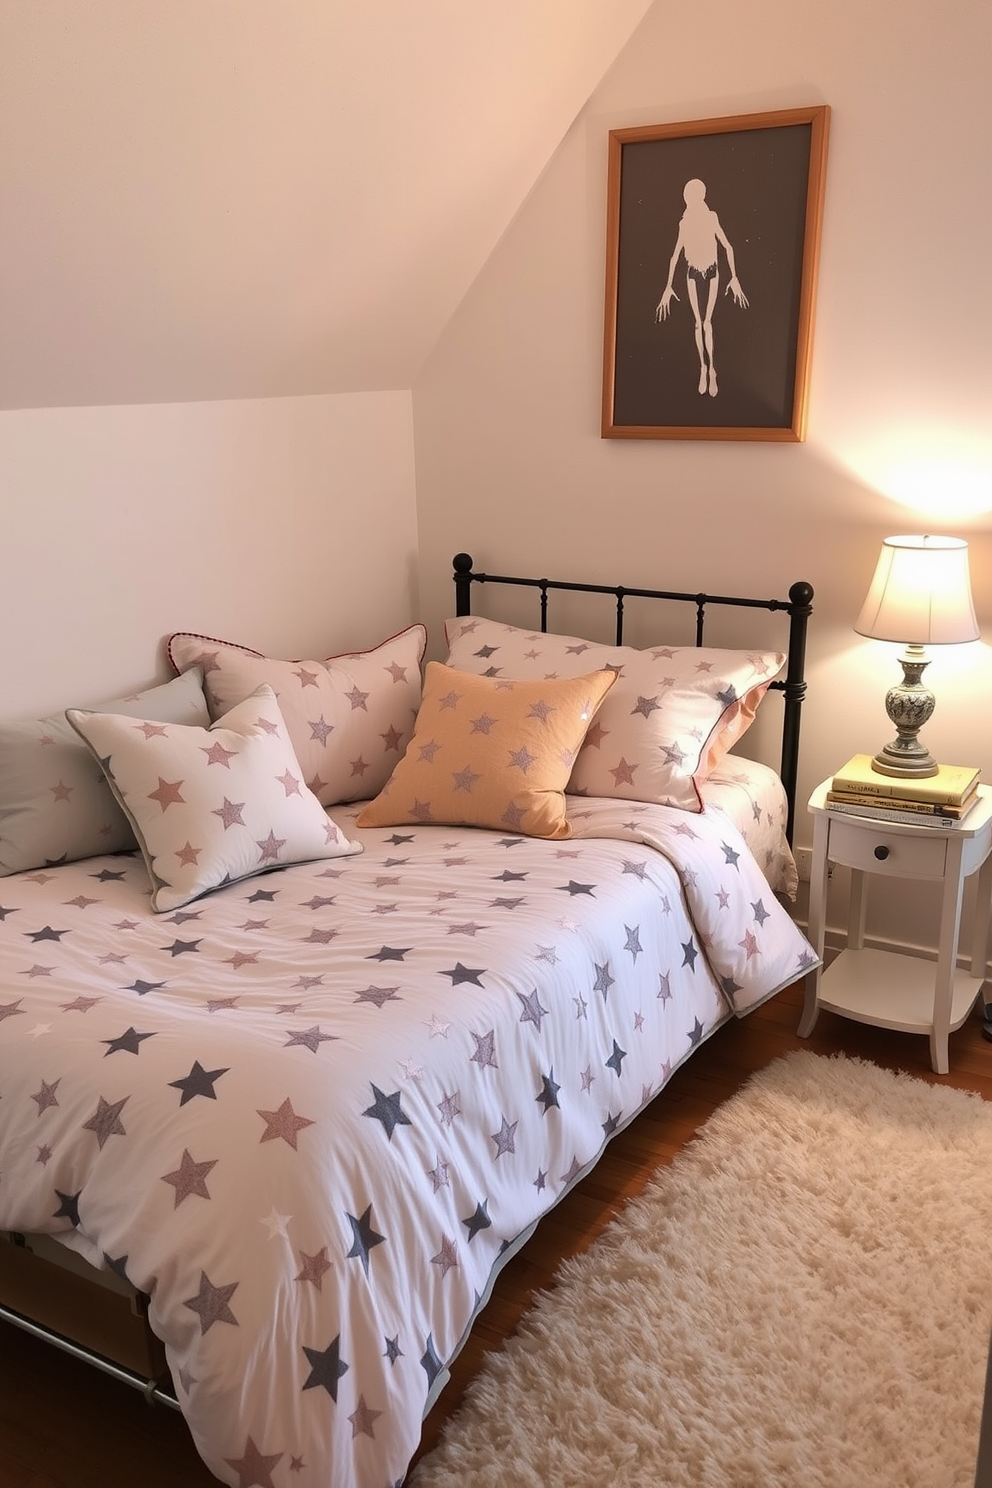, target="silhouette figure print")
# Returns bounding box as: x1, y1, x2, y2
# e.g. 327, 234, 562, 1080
655, 178, 748, 397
